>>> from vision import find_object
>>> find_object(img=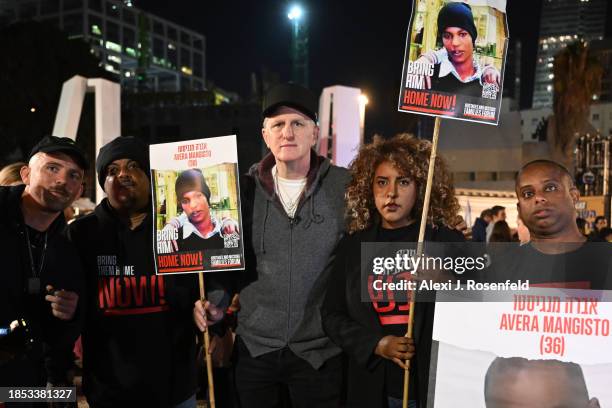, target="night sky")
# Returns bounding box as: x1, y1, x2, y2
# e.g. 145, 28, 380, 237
138, 0, 542, 138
